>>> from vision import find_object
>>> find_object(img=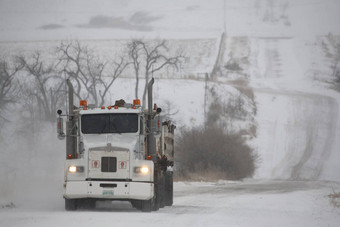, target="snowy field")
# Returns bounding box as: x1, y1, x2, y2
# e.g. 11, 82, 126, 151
1, 0, 340, 226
